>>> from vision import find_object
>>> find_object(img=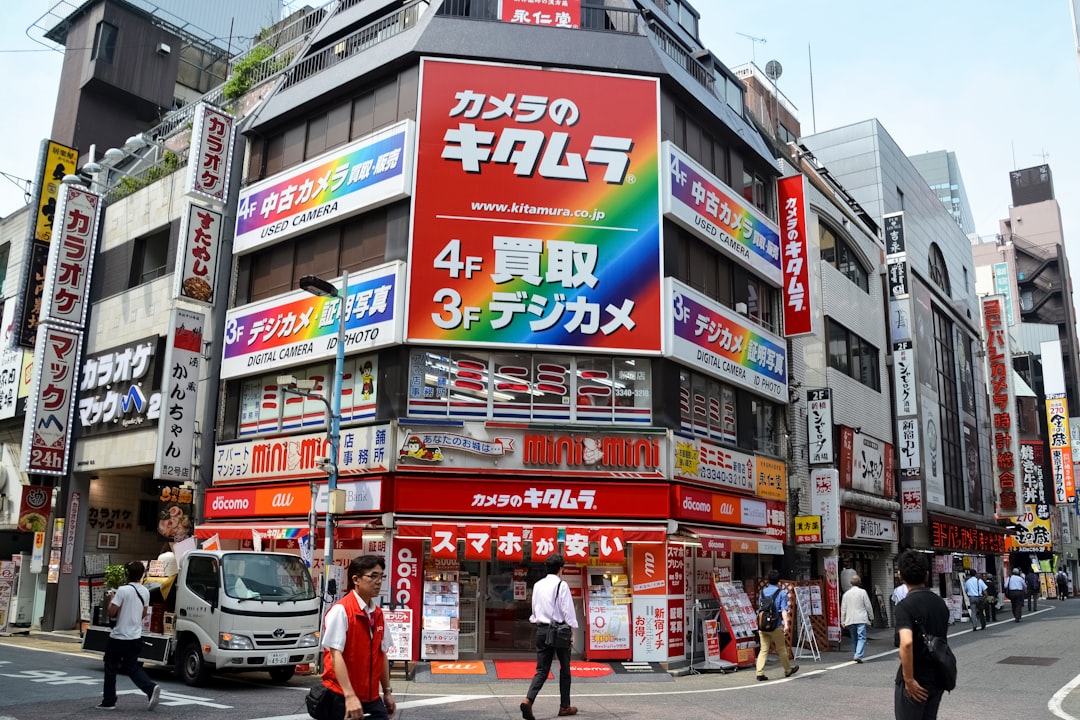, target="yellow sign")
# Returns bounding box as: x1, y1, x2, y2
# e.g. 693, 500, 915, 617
794, 515, 822, 544
756, 456, 787, 500
33, 140, 79, 242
